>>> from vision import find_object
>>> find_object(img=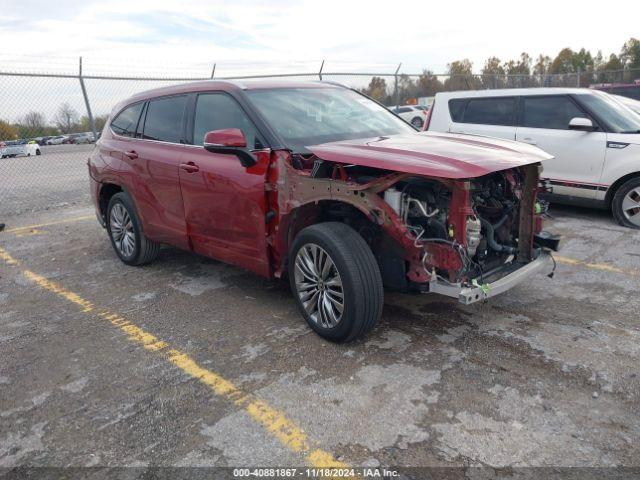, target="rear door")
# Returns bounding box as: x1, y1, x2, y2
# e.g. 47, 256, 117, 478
448, 96, 517, 140
515, 95, 606, 199
125, 95, 190, 249
179, 91, 271, 277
